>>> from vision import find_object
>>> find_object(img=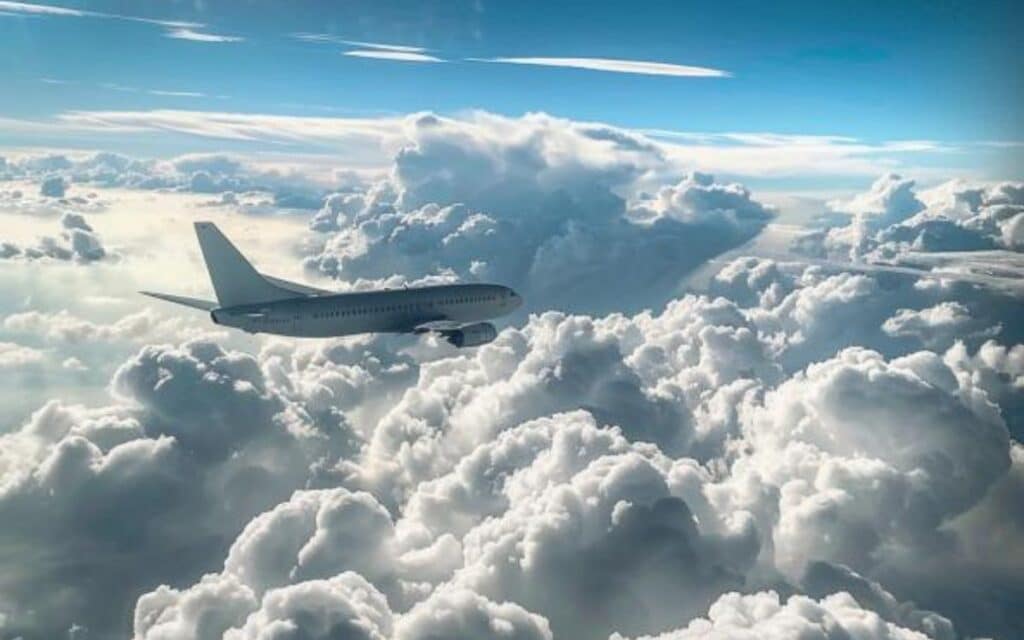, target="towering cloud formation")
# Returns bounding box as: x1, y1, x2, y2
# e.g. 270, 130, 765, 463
304, 113, 774, 315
